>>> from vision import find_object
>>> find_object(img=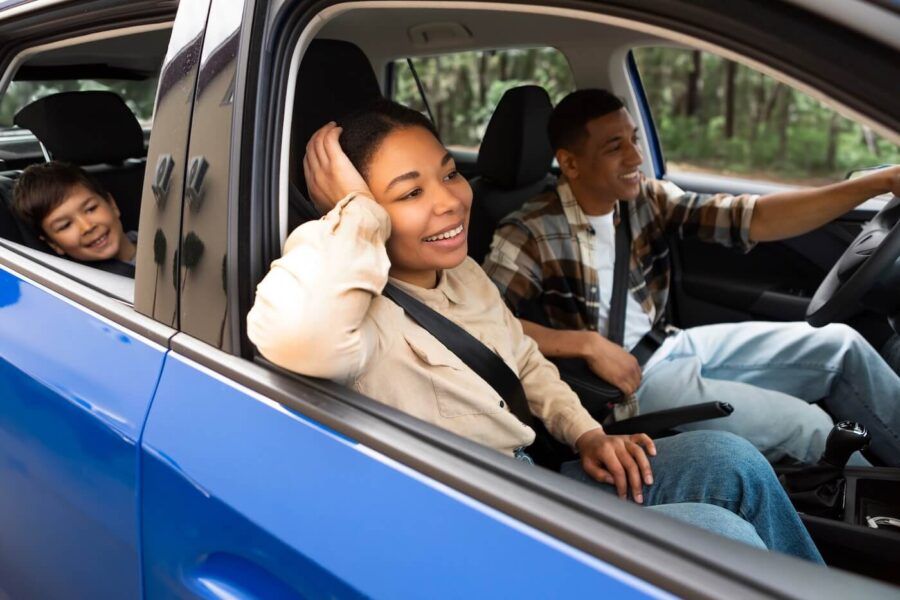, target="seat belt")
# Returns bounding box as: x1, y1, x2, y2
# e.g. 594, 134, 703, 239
382, 283, 571, 468
606, 203, 631, 346
607, 203, 668, 366
382, 283, 535, 428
